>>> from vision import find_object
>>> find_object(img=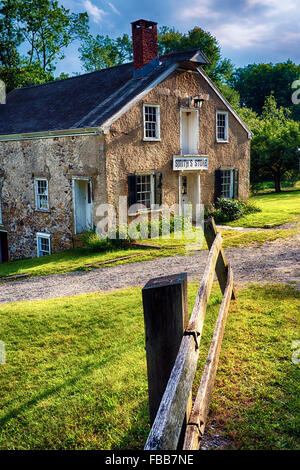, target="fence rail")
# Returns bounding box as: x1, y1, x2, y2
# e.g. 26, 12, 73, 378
143, 218, 235, 451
